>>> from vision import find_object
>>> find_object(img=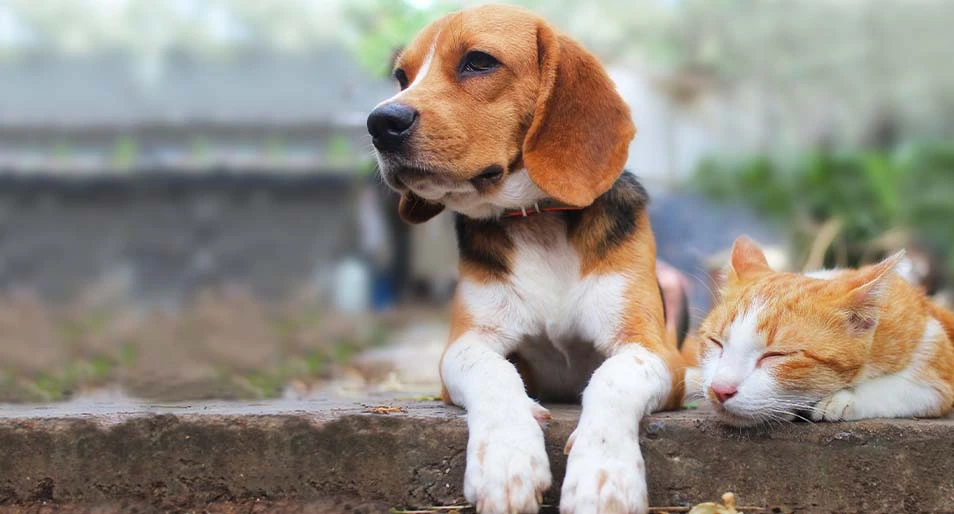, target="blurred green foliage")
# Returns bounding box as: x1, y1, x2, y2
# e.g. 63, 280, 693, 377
342, 0, 450, 77
340, 0, 679, 77
901, 144, 954, 256
694, 143, 954, 273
